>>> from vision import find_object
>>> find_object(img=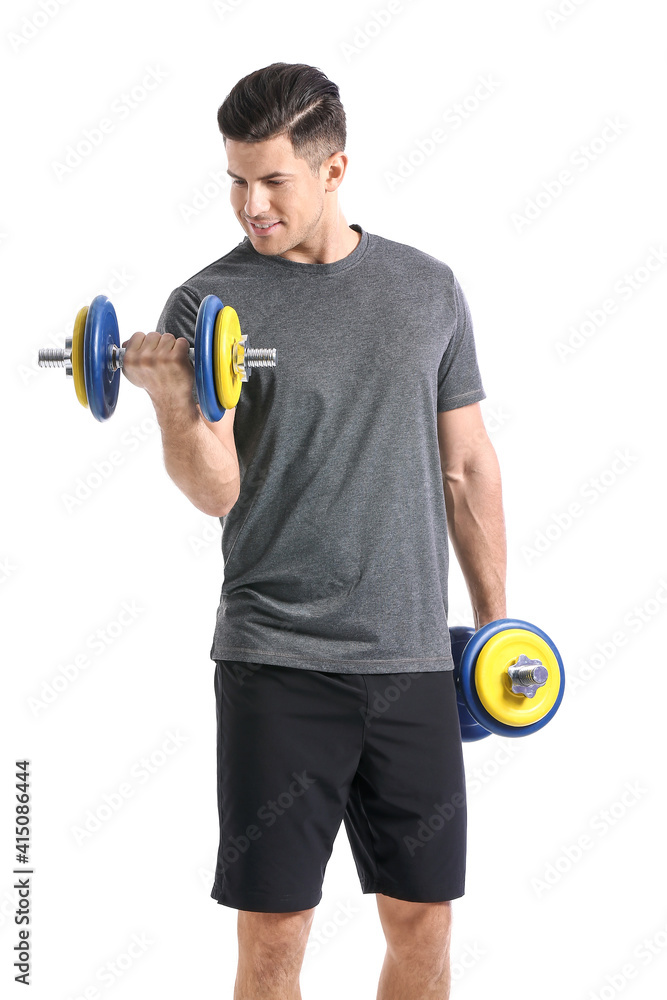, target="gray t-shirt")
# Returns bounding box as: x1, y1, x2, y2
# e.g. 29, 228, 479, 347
156, 223, 486, 673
